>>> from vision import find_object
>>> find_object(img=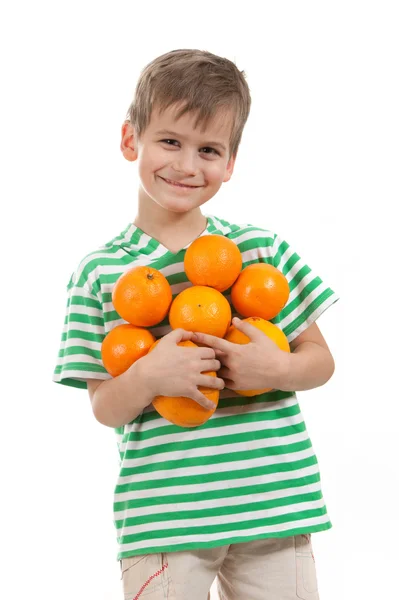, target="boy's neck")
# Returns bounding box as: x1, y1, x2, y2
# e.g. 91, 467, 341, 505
133, 194, 208, 253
